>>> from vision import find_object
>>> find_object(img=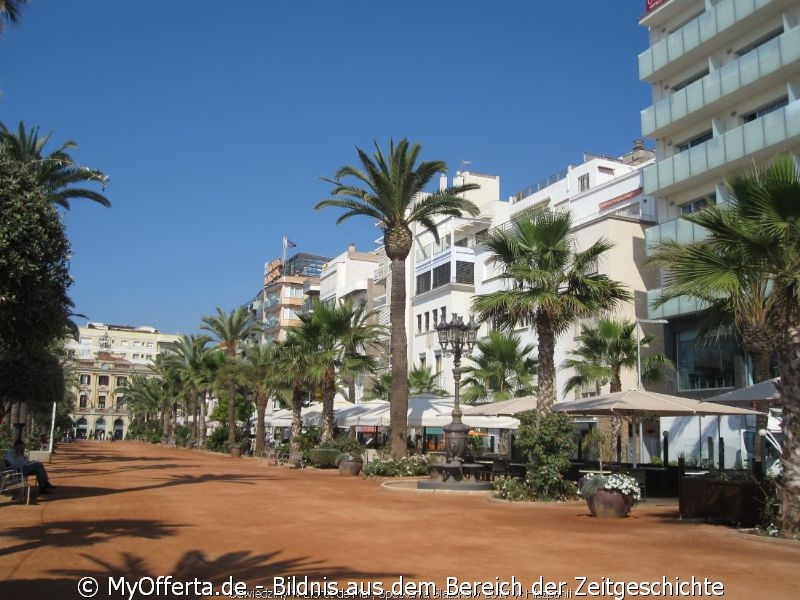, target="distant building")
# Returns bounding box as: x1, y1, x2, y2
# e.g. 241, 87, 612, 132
65, 323, 180, 439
